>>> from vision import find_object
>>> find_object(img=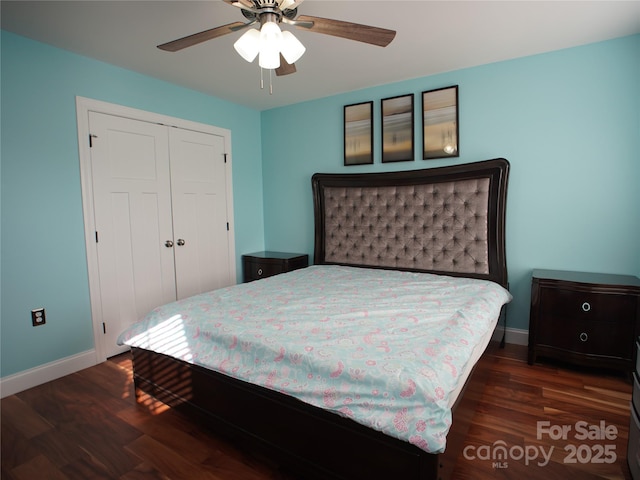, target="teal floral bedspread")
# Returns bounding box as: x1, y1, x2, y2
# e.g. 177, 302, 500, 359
118, 265, 511, 453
